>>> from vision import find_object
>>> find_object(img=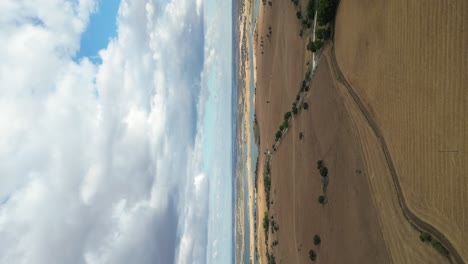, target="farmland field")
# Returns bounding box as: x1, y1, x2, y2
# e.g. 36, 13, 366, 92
335, 0, 468, 262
